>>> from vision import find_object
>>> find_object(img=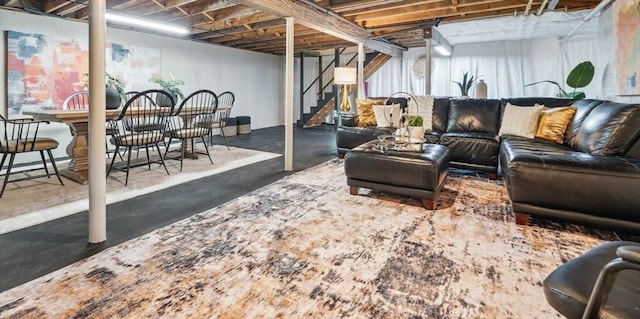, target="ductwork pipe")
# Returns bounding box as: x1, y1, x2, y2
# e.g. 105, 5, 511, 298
564, 0, 616, 39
